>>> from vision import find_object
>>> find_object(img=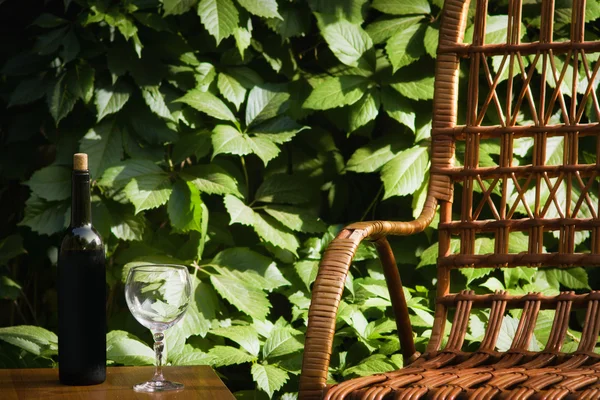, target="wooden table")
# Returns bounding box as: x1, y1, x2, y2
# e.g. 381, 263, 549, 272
0, 366, 234, 399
